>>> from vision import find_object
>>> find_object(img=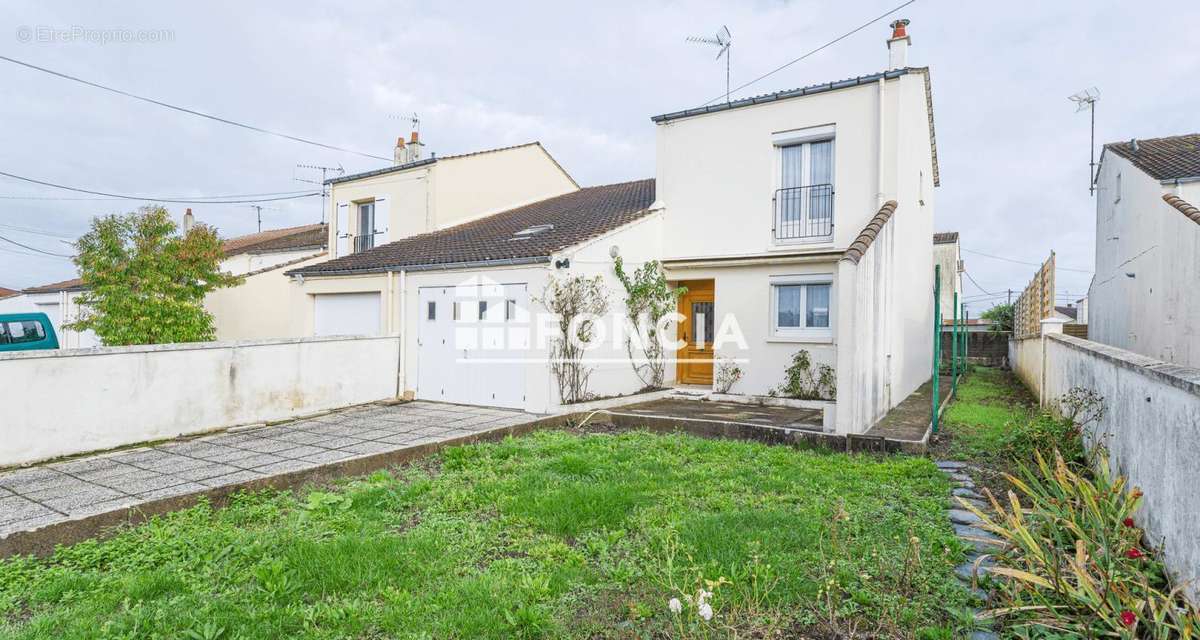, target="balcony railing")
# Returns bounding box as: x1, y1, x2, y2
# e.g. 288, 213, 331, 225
773, 184, 833, 241
353, 234, 375, 253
